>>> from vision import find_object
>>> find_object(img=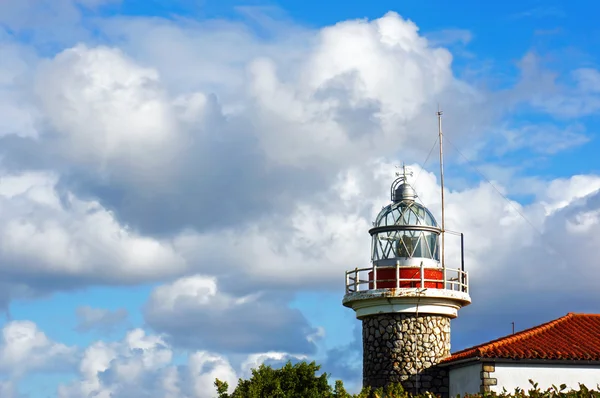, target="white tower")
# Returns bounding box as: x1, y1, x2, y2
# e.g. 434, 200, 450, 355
343, 162, 471, 394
